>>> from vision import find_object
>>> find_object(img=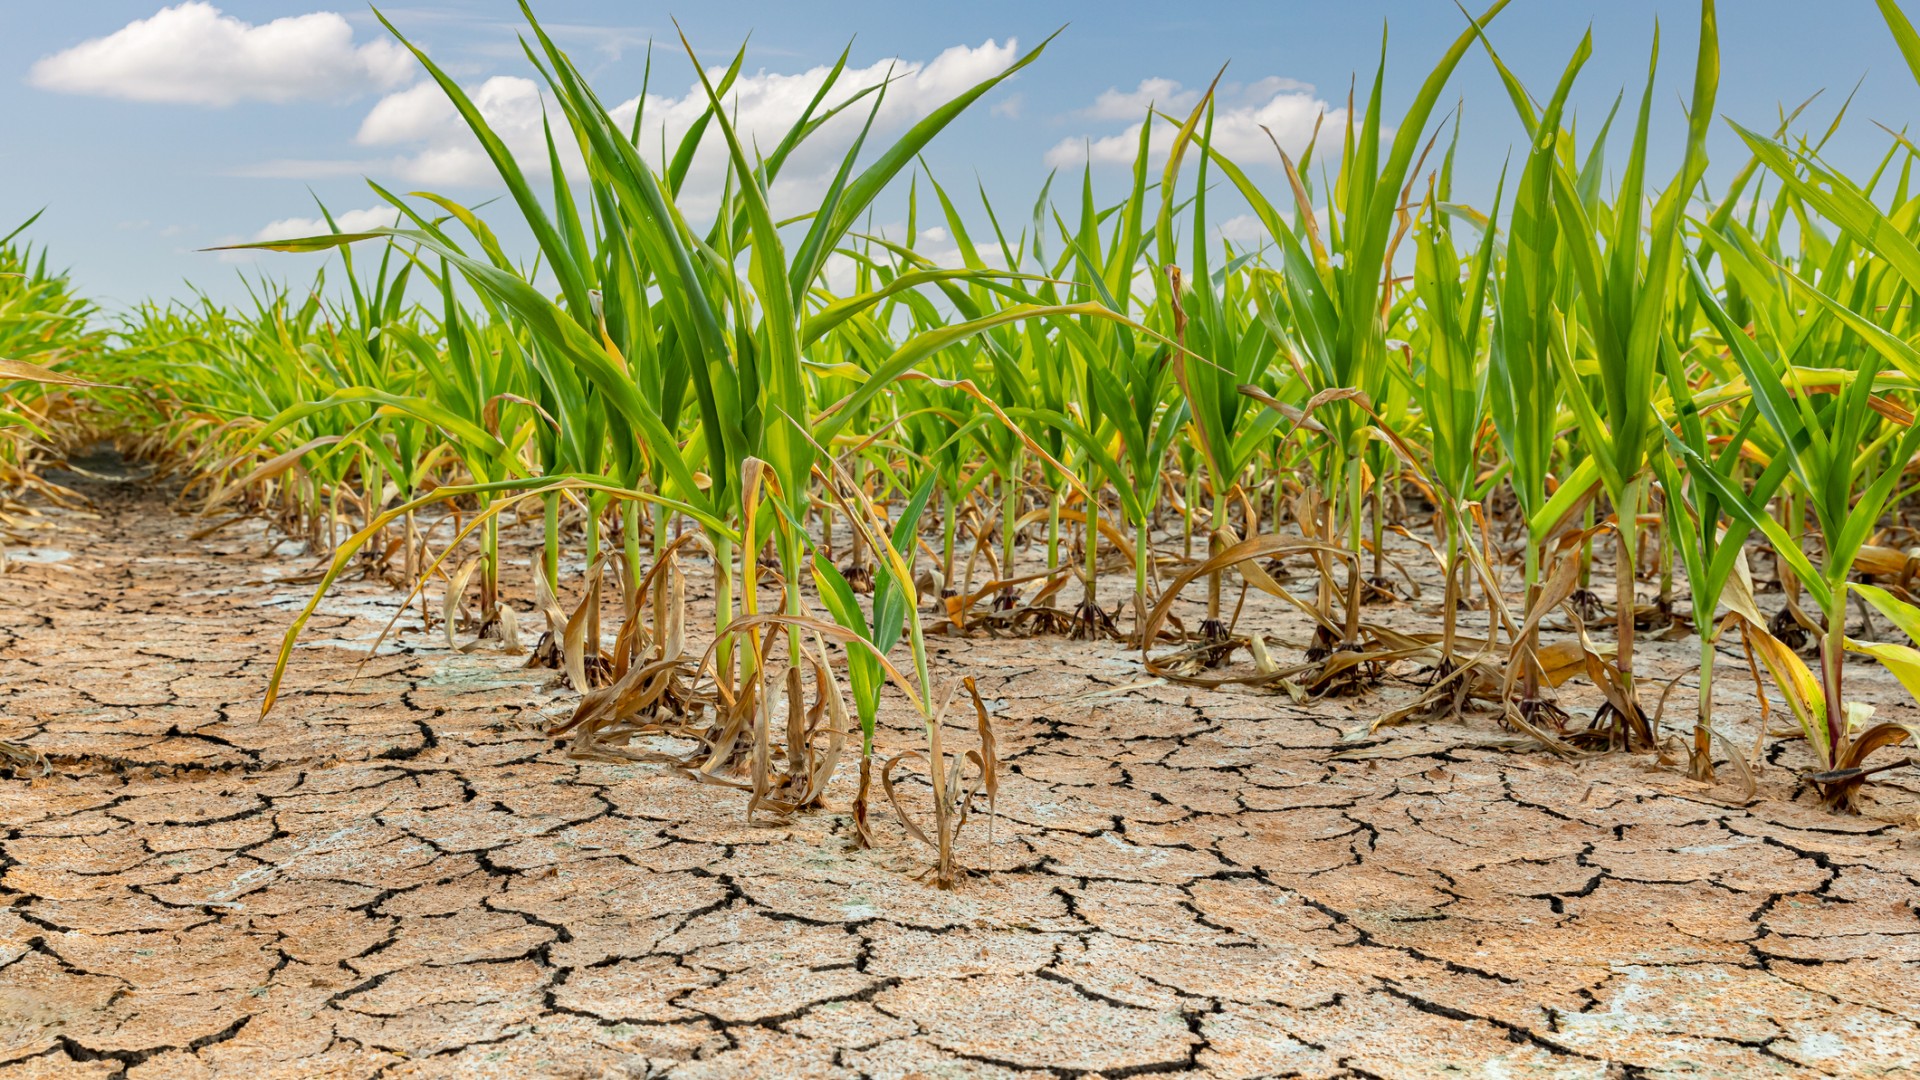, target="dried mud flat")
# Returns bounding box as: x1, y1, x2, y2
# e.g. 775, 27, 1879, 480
5, 473, 1920, 1079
